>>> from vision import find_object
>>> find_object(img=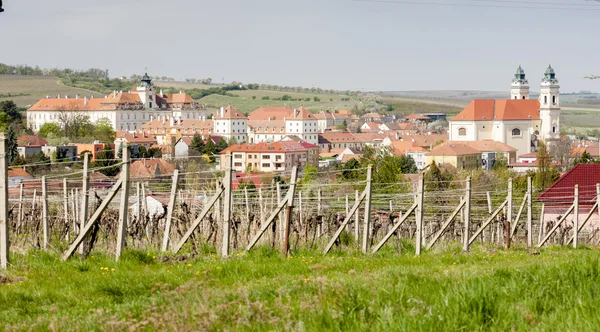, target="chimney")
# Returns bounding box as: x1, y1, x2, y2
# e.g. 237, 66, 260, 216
170, 116, 174, 127
84, 96, 88, 107
162, 116, 166, 124
160, 89, 164, 97
178, 115, 182, 124
220, 107, 225, 118
113, 91, 117, 98
202, 115, 206, 121
65, 95, 69, 99
57, 94, 60, 99
179, 90, 183, 94
150, 115, 154, 121
76, 94, 80, 99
